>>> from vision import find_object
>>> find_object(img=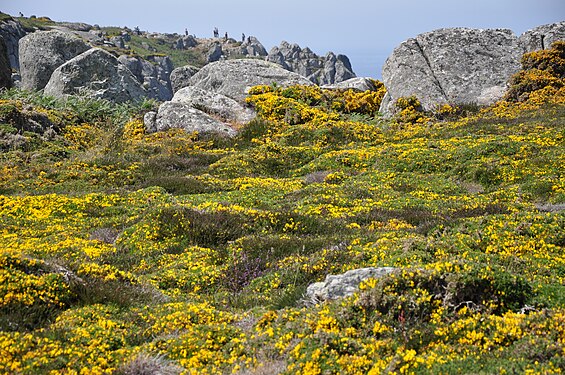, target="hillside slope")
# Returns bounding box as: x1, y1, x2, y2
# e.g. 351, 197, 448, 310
0, 42, 564, 374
